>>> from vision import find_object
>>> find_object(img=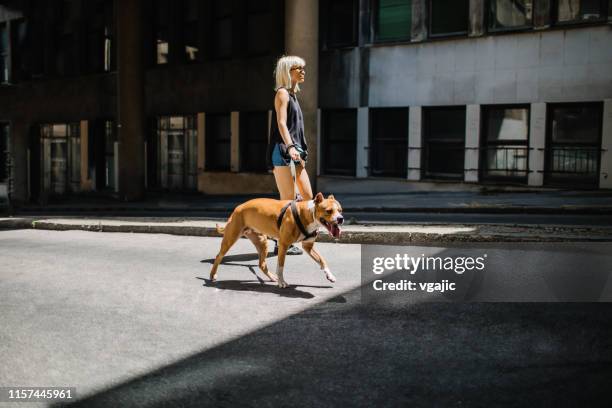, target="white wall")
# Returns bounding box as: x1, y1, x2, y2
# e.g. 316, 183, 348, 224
368, 27, 612, 107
